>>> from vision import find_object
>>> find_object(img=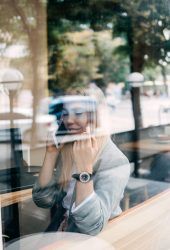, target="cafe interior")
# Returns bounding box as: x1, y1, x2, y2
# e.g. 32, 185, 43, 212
0, 1, 170, 249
